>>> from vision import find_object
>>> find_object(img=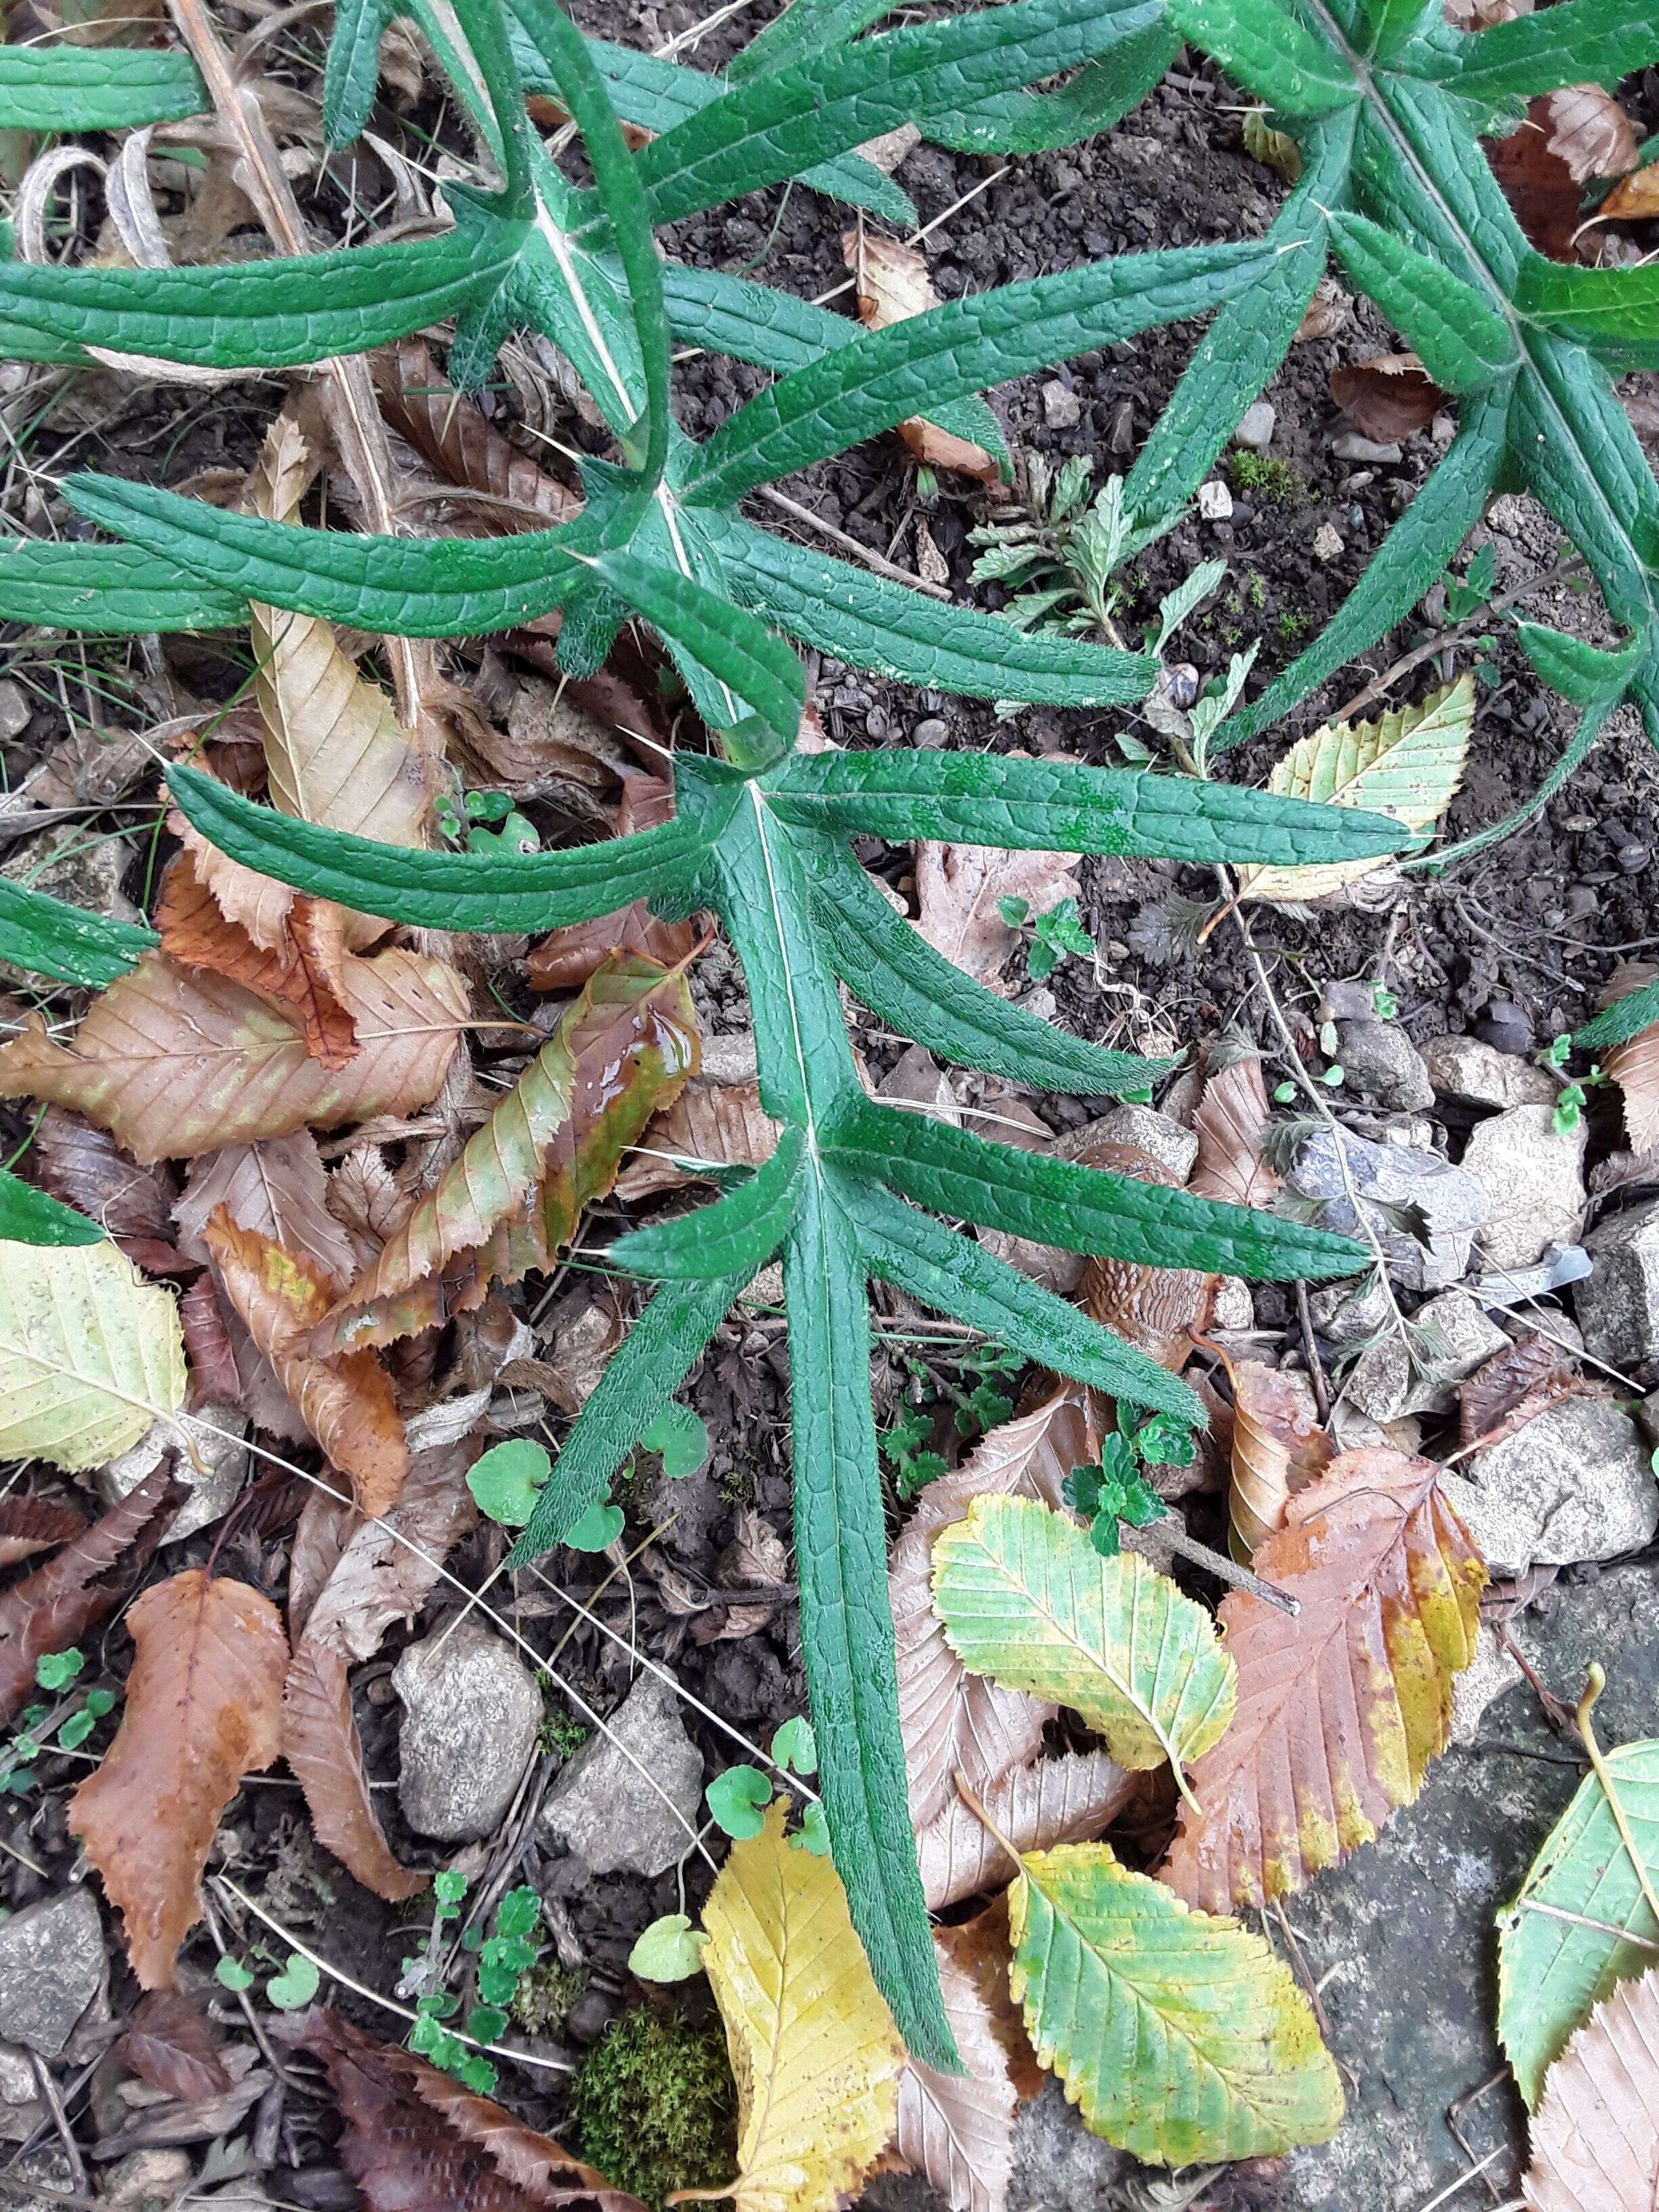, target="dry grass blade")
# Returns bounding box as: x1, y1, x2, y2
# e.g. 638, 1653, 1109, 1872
895, 1936, 1019, 2212
894, 1384, 1101, 1830
71, 1568, 288, 1988
915, 1751, 1134, 1911
173, 1130, 360, 1285
0, 948, 468, 1162
374, 340, 581, 531
205, 1209, 408, 1517
1161, 1449, 1486, 1914
0, 1463, 176, 1725
1225, 1359, 1330, 1561
118, 1989, 233, 2104
158, 853, 359, 1071
317, 954, 697, 1352
1189, 1057, 1282, 1208
615, 1078, 780, 1200
1522, 1967, 1659, 2211
1078, 1139, 1215, 1370
283, 1637, 426, 1902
